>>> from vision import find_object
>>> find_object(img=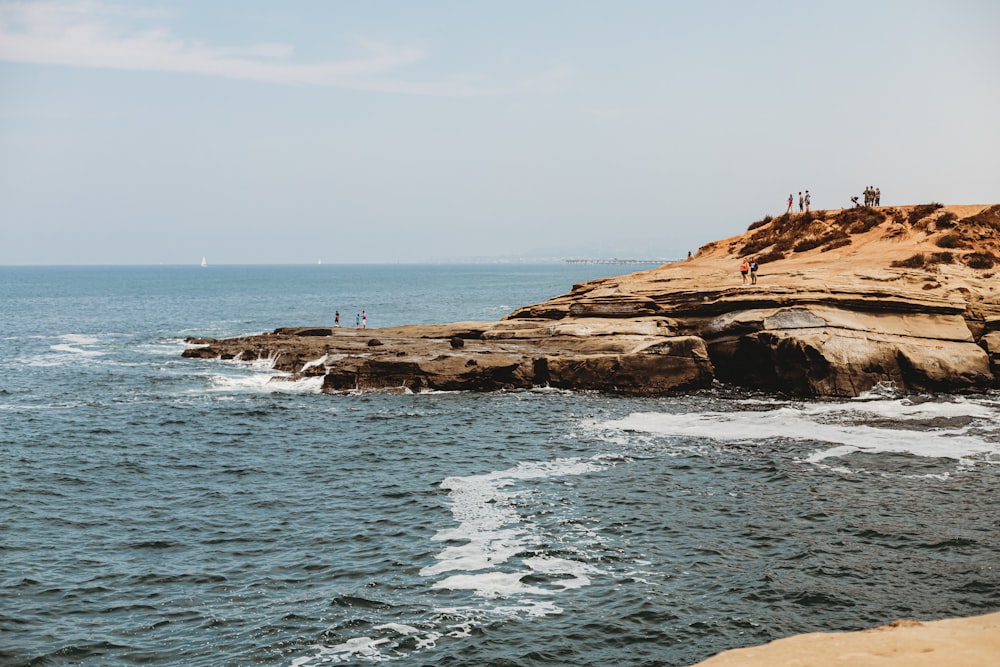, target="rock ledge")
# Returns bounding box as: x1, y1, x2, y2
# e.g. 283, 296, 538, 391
183, 205, 1000, 397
